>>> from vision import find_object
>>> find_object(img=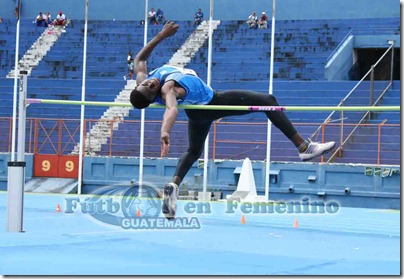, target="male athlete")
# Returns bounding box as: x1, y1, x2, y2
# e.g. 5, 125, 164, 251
130, 22, 335, 219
